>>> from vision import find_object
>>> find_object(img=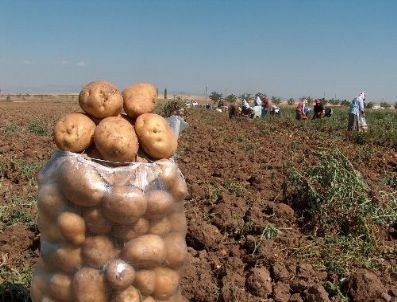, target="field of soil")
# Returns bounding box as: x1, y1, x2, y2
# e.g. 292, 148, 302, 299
0, 100, 396, 302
